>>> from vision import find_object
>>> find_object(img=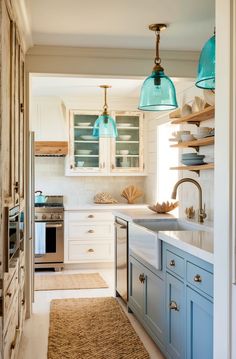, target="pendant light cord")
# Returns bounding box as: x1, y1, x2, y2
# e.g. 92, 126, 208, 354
153, 29, 164, 72
103, 86, 108, 115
